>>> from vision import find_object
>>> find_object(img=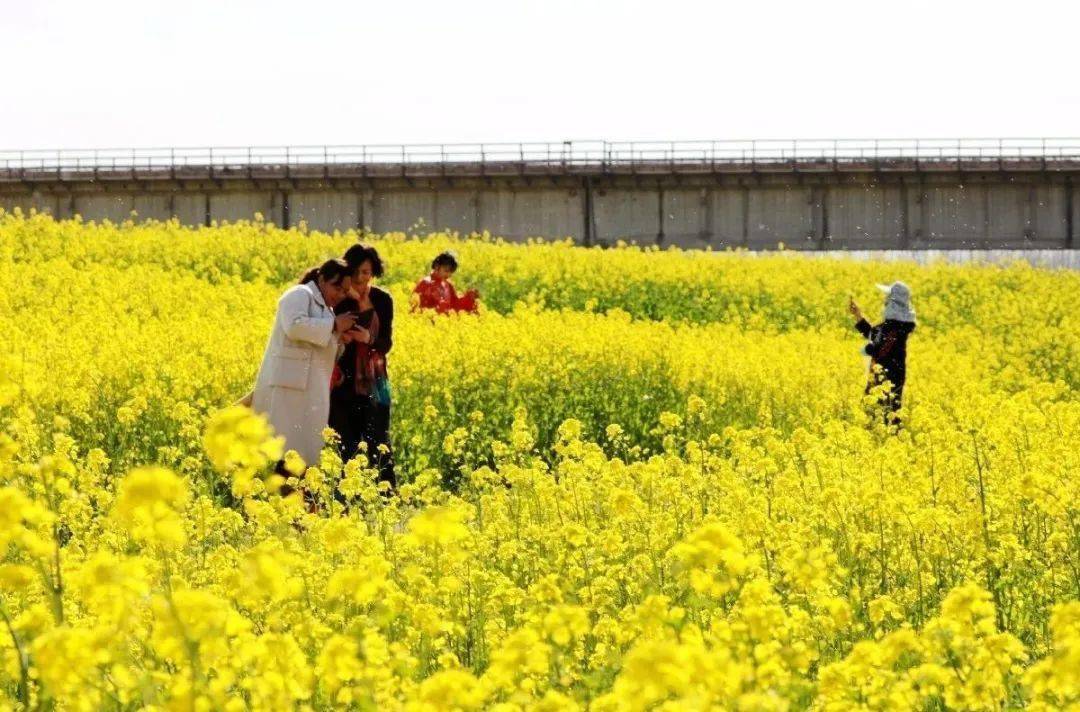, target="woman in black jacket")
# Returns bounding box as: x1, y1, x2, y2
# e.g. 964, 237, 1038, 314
849, 281, 916, 426
329, 243, 396, 490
